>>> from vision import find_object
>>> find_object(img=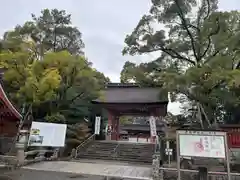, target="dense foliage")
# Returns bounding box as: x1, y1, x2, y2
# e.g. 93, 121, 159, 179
122, 0, 240, 127
0, 9, 109, 150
